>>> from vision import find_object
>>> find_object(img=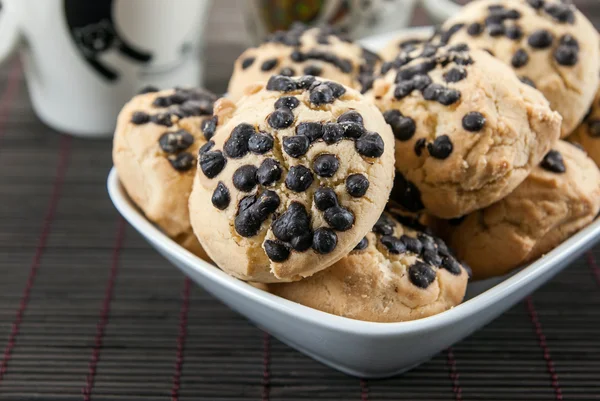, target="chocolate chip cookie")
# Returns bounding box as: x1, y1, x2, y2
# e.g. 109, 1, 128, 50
113, 86, 217, 258
189, 75, 395, 282
440, 0, 600, 137
569, 77, 600, 167
440, 140, 600, 279
269, 211, 469, 322
228, 24, 380, 100
369, 43, 561, 219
